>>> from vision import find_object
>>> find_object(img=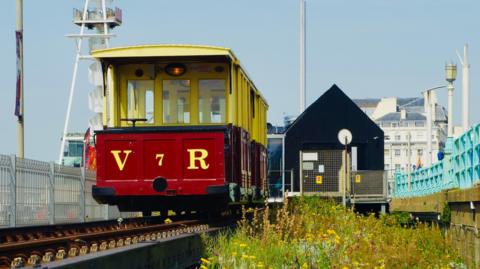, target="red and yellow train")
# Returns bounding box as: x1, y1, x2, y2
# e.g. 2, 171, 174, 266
91, 45, 268, 214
